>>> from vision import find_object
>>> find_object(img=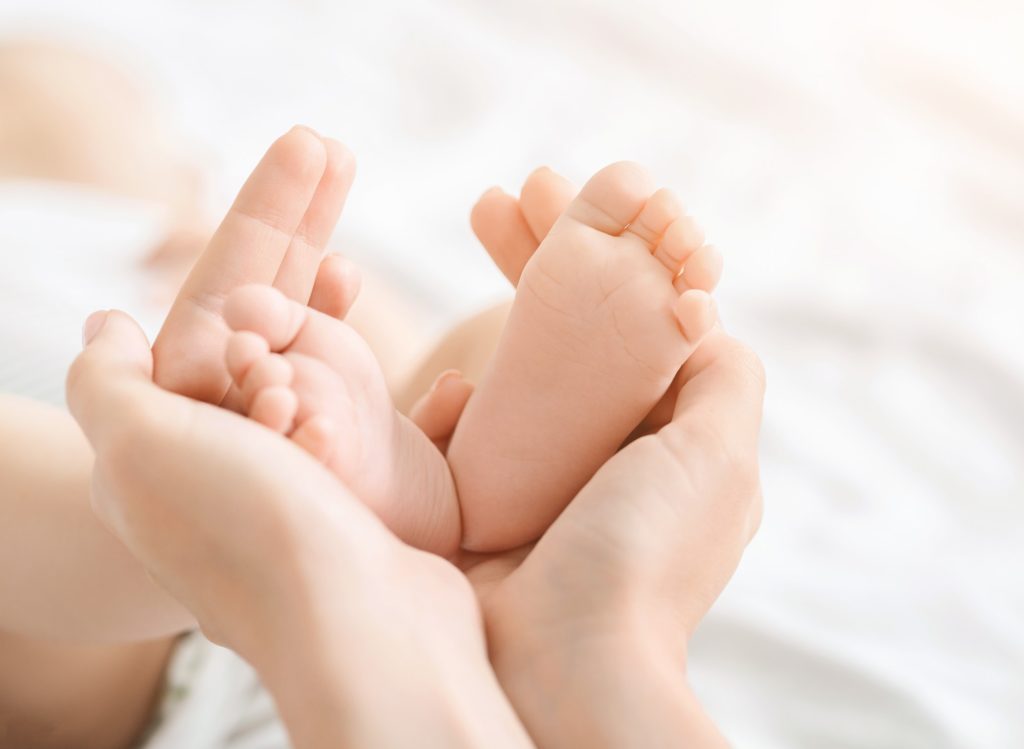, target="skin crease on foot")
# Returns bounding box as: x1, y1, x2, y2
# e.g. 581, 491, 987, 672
448, 161, 722, 551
